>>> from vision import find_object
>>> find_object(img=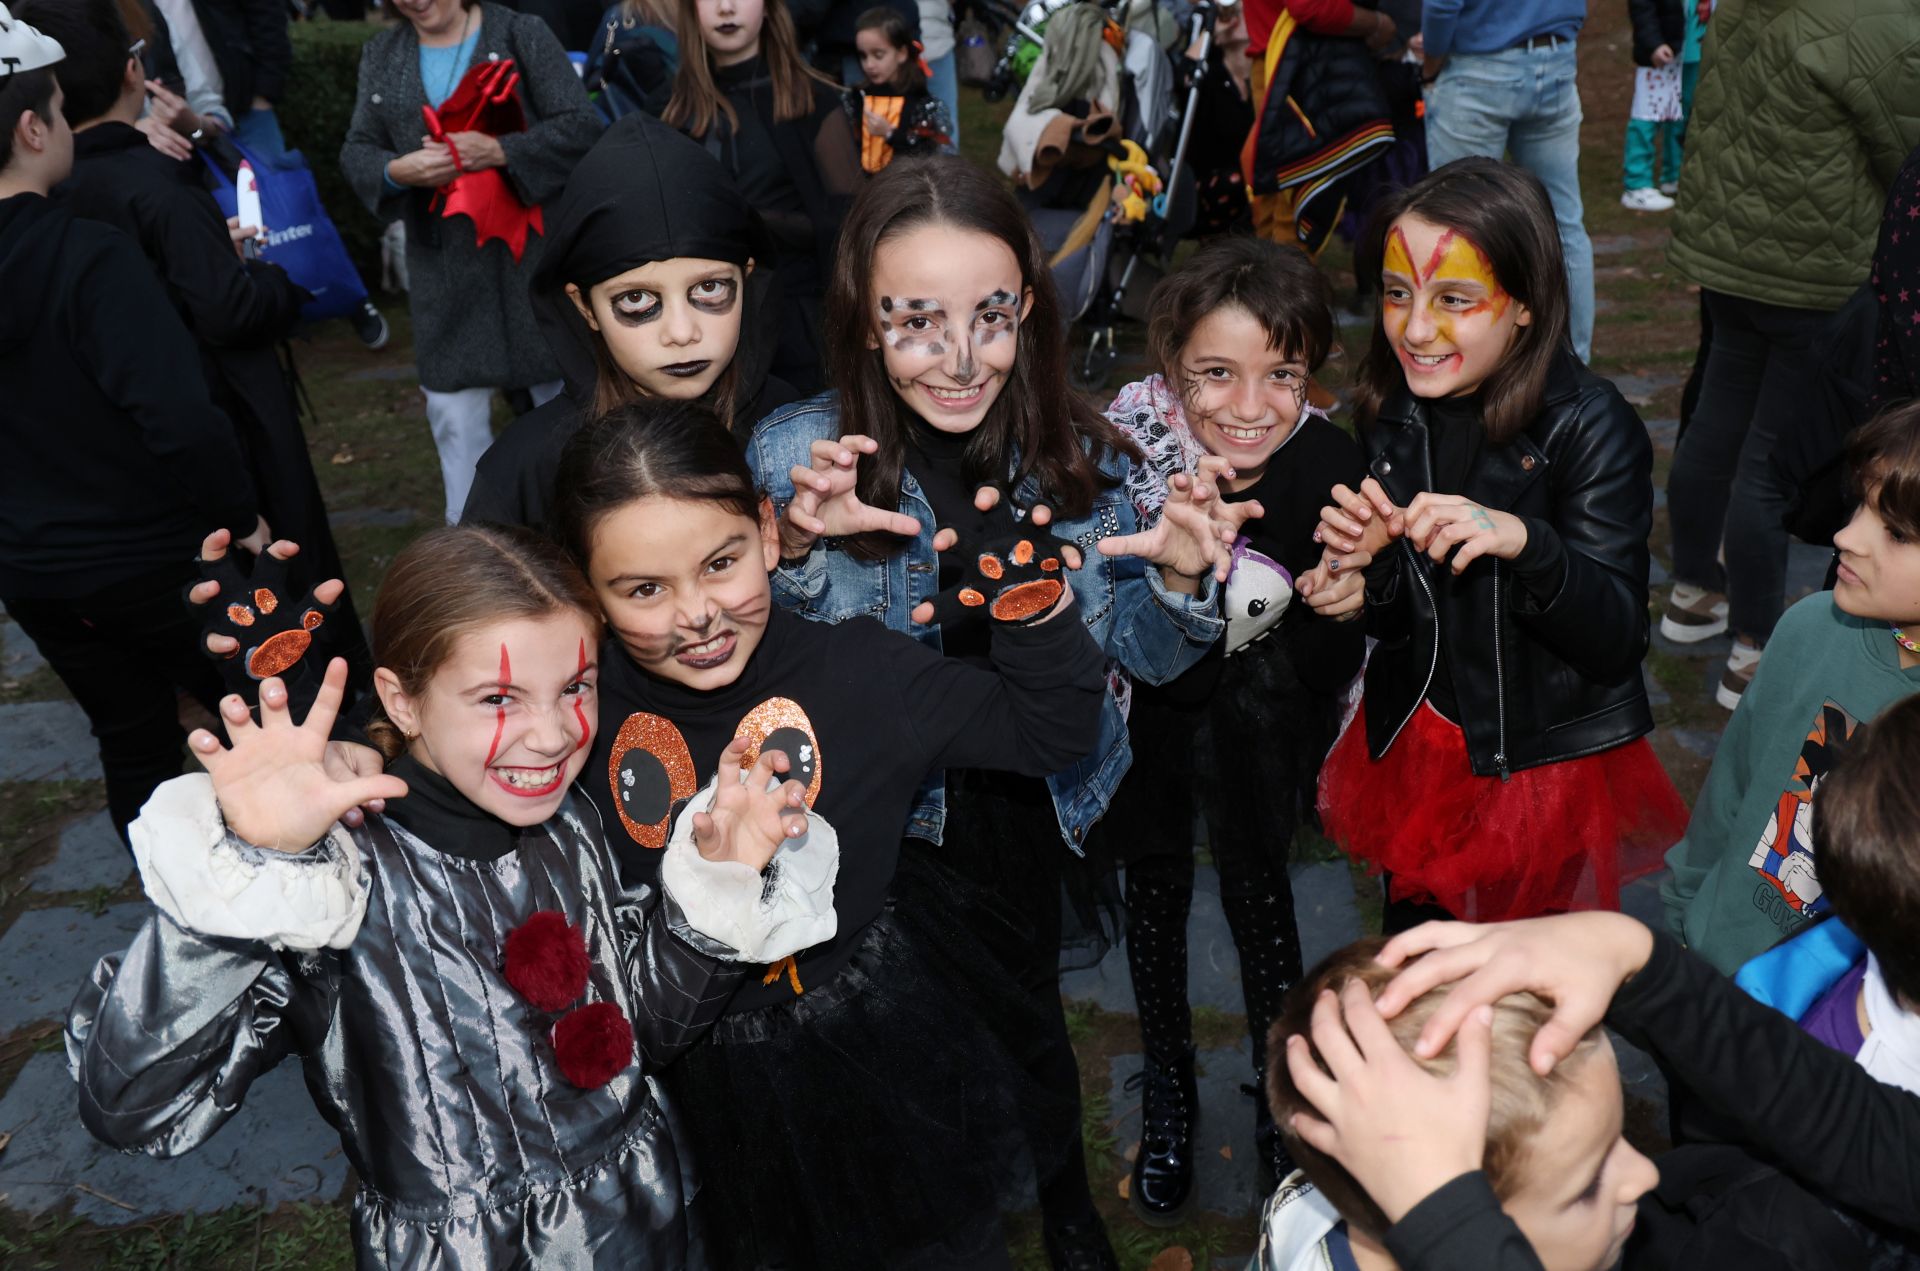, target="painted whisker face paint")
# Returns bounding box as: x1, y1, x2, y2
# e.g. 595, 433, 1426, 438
1380, 213, 1528, 400
871, 226, 1031, 434
393, 615, 600, 827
